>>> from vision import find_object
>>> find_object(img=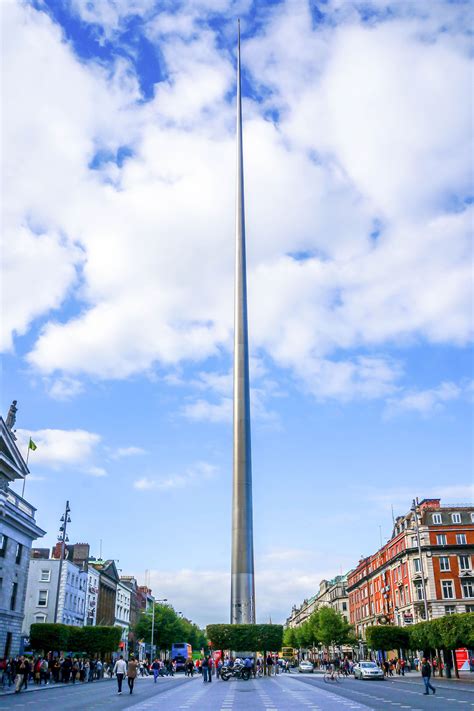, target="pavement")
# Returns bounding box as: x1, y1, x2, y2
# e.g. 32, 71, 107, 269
1, 671, 473, 710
